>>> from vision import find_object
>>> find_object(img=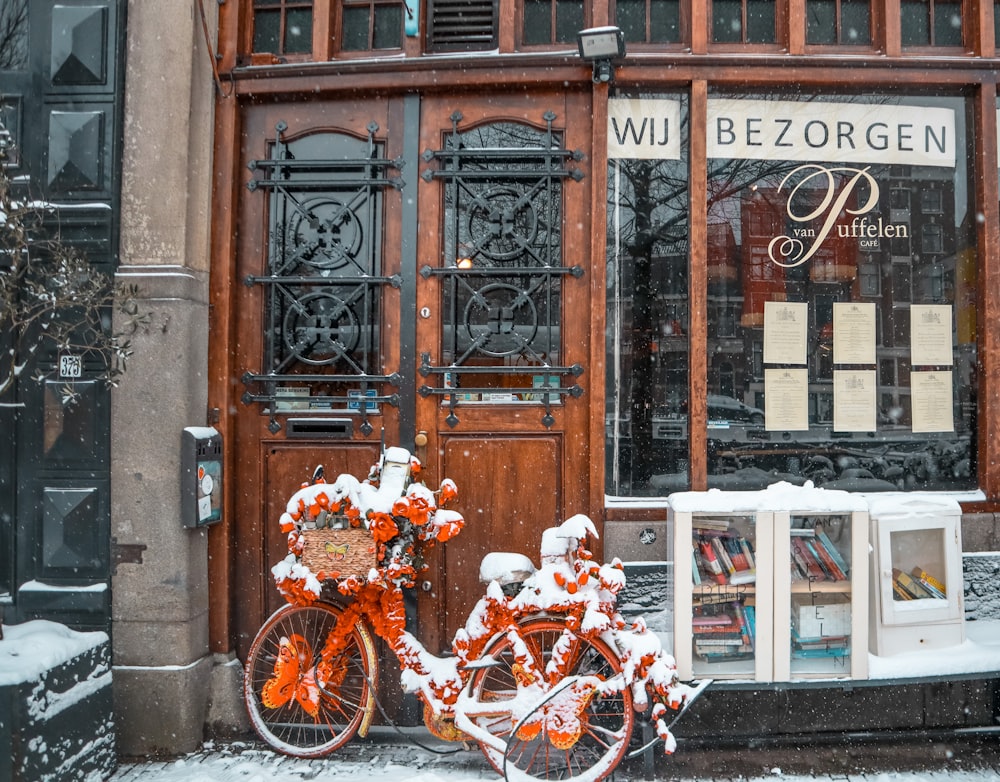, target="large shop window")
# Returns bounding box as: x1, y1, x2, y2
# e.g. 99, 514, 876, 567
606, 94, 690, 495
606, 93, 978, 497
